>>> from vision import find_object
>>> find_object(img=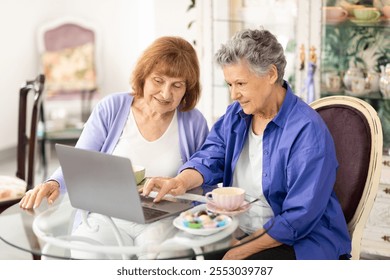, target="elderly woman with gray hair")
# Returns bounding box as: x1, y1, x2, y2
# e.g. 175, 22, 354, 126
144, 28, 351, 260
